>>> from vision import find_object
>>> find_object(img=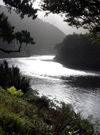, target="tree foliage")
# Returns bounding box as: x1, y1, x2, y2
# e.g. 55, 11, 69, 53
1, 0, 100, 53
0, 13, 15, 43
42, 0, 100, 42
55, 33, 100, 70
0, 0, 37, 53
0, 13, 35, 53
7, 86, 23, 97
2, 0, 37, 19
